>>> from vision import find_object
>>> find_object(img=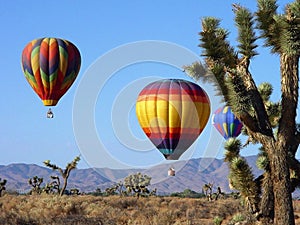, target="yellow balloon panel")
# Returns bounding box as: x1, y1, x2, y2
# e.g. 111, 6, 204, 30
135, 79, 210, 159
